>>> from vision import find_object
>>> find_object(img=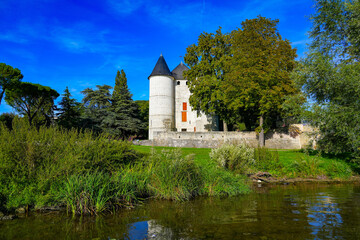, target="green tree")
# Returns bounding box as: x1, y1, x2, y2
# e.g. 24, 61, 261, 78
57, 87, 82, 129
135, 100, 149, 138
225, 16, 297, 146
294, 0, 360, 156
101, 70, 143, 138
81, 84, 112, 132
0, 63, 23, 105
5, 82, 59, 126
184, 28, 232, 131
